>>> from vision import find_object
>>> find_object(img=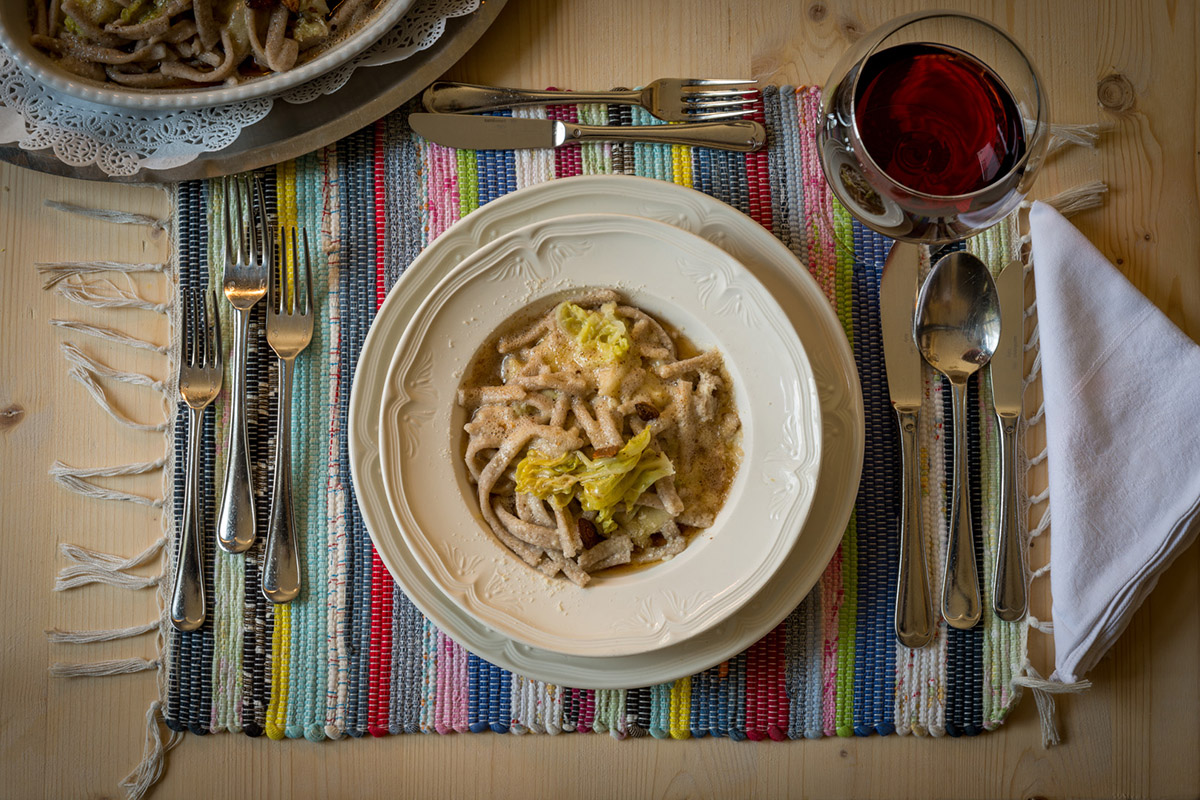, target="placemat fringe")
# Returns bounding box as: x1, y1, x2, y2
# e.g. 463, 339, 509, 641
1045, 122, 1106, 157
36, 260, 168, 289
1012, 663, 1091, 746
49, 319, 168, 353
46, 621, 160, 643
52, 277, 170, 314
50, 657, 159, 677
119, 701, 182, 800
44, 198, 170, 231
54, 538, 165, 590
49, 460, 166, 508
